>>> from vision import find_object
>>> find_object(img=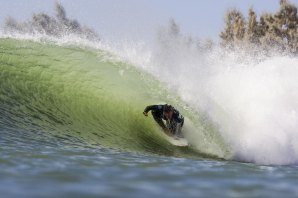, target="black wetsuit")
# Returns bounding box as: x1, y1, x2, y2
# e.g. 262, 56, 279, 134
144, 105, 184, 135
